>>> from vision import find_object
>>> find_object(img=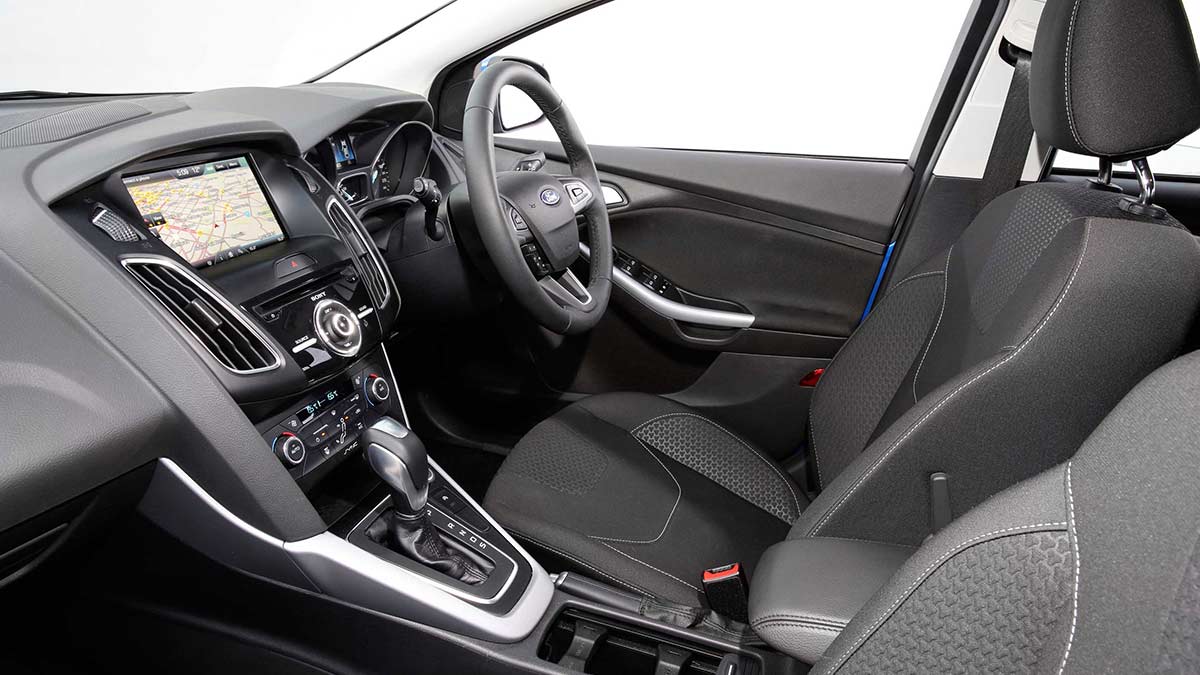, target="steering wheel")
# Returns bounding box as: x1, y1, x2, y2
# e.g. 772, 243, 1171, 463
462, 61, 612, 335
